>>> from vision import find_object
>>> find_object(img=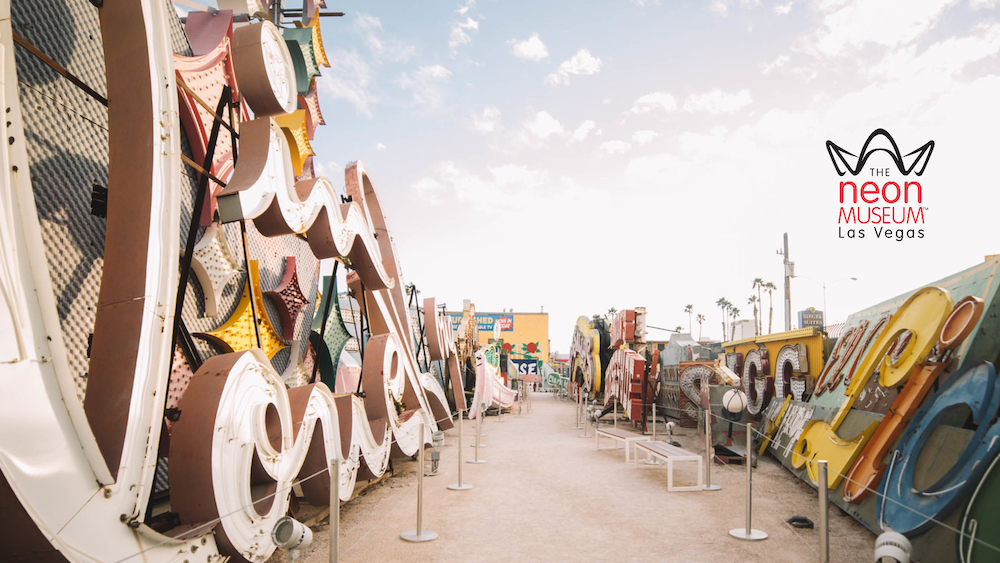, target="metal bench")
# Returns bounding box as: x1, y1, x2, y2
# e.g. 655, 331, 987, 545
596, 427, 651, 462
634, 441, 704, 492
